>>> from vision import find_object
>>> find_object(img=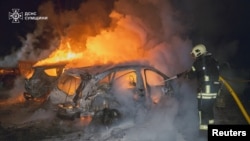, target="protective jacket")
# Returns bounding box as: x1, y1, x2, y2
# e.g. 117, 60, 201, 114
188, 53, 220, 94
188, 52, 221, 130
